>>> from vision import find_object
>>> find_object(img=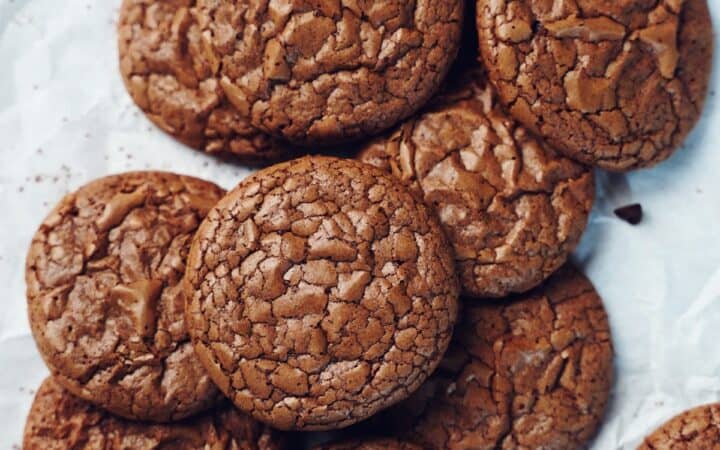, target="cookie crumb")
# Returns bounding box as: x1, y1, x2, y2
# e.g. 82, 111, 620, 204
614, 204, 643, 225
